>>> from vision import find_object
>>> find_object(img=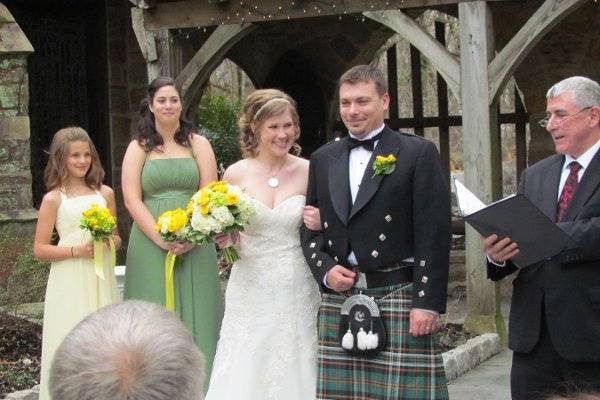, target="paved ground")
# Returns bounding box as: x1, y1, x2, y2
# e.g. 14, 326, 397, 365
448, 348, 512, 400
444, 286, 513, 400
